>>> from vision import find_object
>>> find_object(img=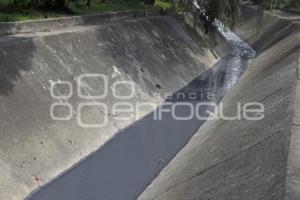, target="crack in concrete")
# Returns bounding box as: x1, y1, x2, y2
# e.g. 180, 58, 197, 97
297, 51, 300, 80
257, 84, 288, 104
291, 123, 300, 127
